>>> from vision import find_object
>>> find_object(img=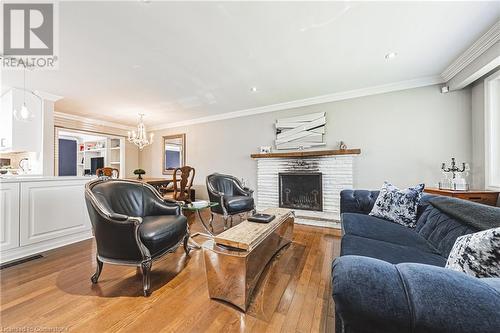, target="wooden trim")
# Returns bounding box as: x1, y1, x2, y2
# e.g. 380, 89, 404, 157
250, 149, 361, 159
162, 133, 186, 175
